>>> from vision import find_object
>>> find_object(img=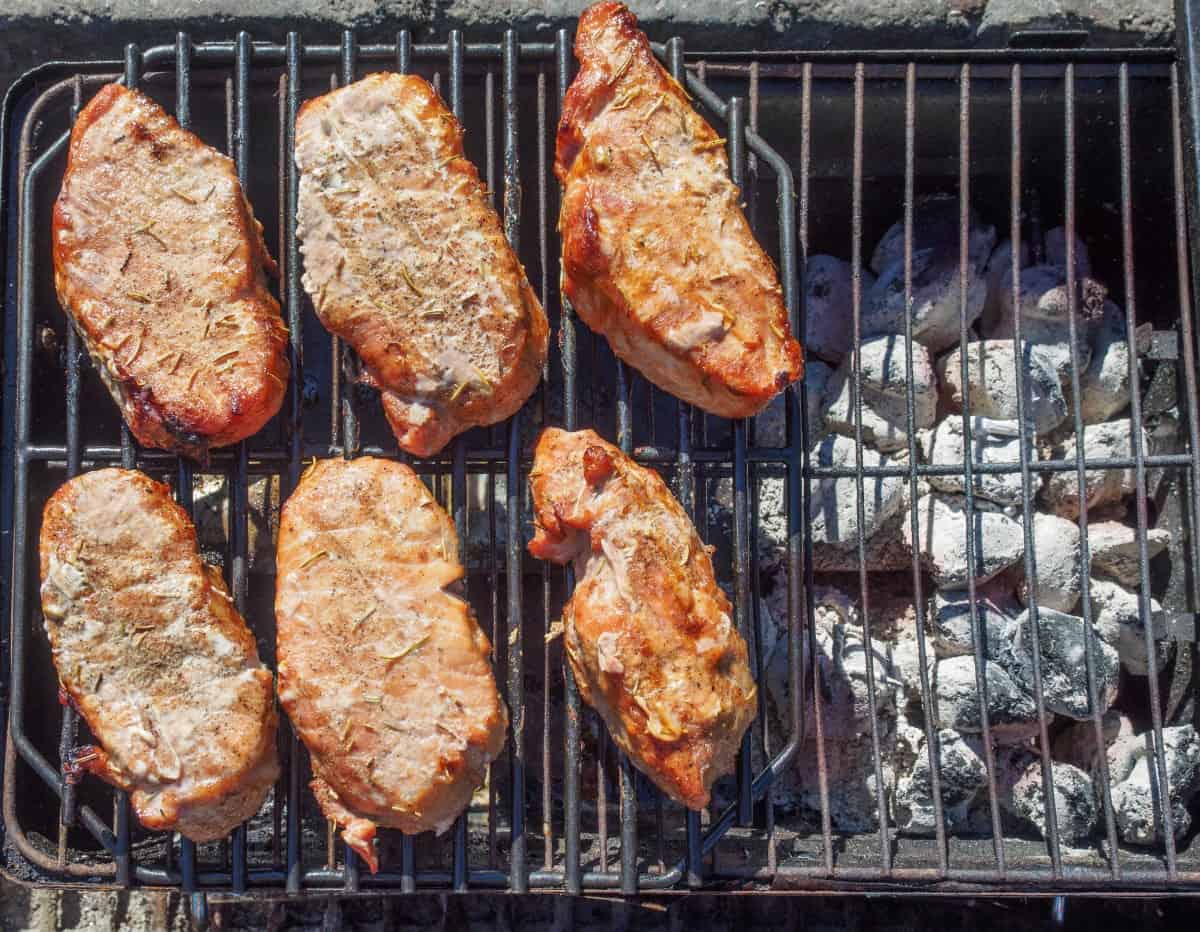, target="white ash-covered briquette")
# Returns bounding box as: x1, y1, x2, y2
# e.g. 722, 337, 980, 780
893, 726, 988, 836
983, 237, 1029, 322
1018, 512, 1083, 615
921, 416, 1026, 507
863, 193, 996, 353
938, 339, 1068, 436
1088, 577, 1171, 677
808, 434, 907, 550
803, 254, 874, 363
1087, 521, 1171, 588
1004, 607, 1120, 721
984, 262, 1103, 379
1041, 419, 1149, 519
932, 655, 1040, 742
1002, 752, 1099, 846
1078, 301, 1132, 425
822, 333, 938, 453
904, 493, 1025, 588
983, 227, 1091, 328
1107, 724, 1200, 846
928, 587, 1016, 660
